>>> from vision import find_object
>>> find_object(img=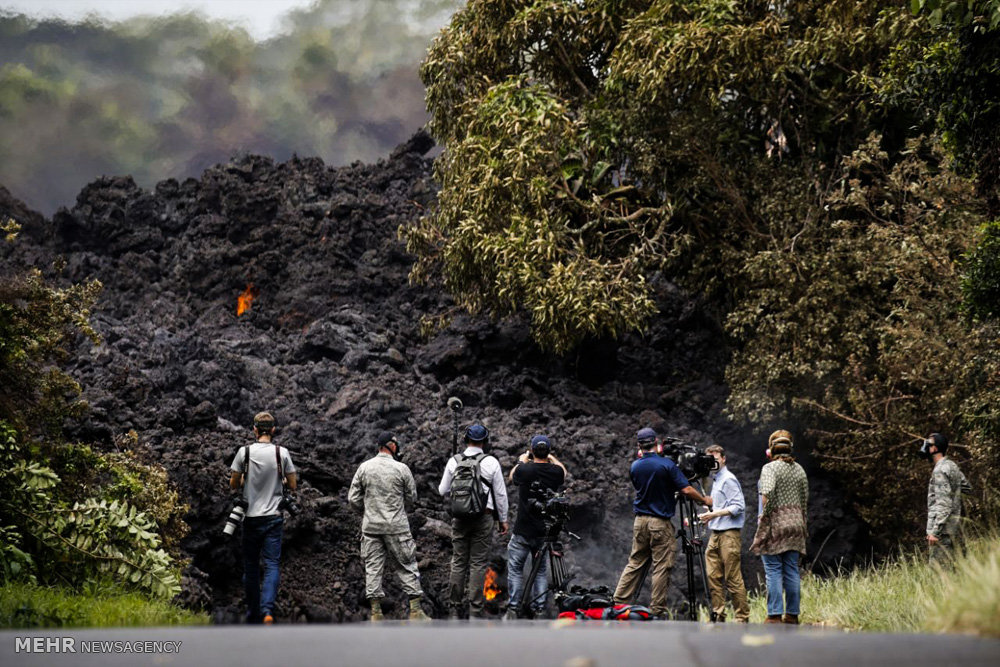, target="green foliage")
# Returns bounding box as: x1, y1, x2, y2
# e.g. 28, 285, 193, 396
0, 581, 208, 628
0, 267, 101, 436
725, 134, 999, 540
913, 0, 1000, 30
893, 1, 1000, 215
411, 0, 1000, 539
0, 423, 182, 599
410, 0, 928, 353
0, 243, 187, 600
962, 221, 1000, 321
2, 216, 19, 242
